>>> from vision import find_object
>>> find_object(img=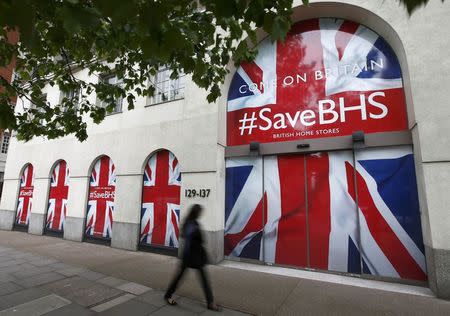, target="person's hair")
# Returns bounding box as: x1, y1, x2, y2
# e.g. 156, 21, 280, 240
181, 204, 203, 236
